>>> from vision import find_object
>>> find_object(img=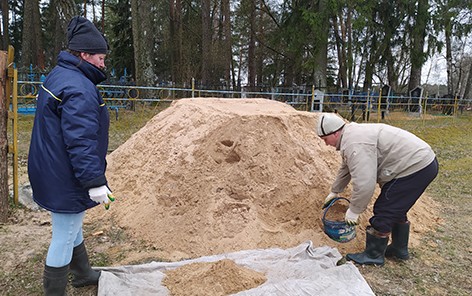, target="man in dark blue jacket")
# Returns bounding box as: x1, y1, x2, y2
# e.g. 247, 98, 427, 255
28, 16, 114, 295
